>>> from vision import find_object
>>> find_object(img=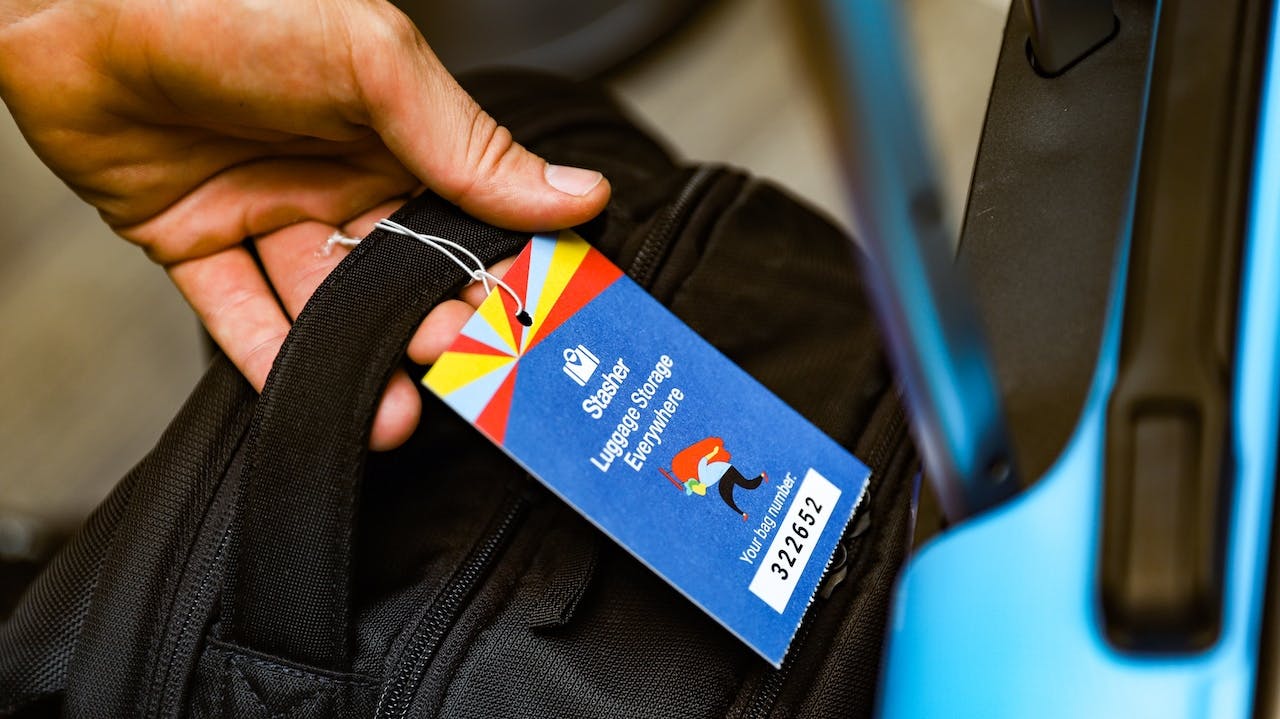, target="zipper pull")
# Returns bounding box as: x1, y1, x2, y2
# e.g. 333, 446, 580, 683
819, 511, 872, 599
819, 543, 849, 599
